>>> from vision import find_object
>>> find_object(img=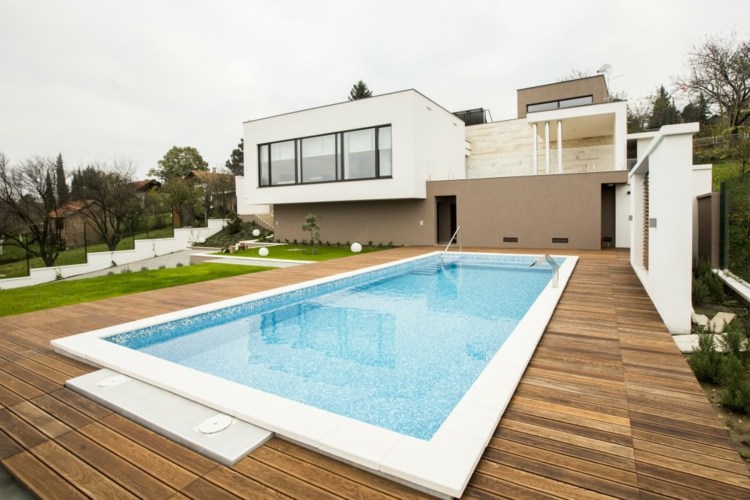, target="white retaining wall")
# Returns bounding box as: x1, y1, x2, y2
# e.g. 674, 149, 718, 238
0, 219, 225, 290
